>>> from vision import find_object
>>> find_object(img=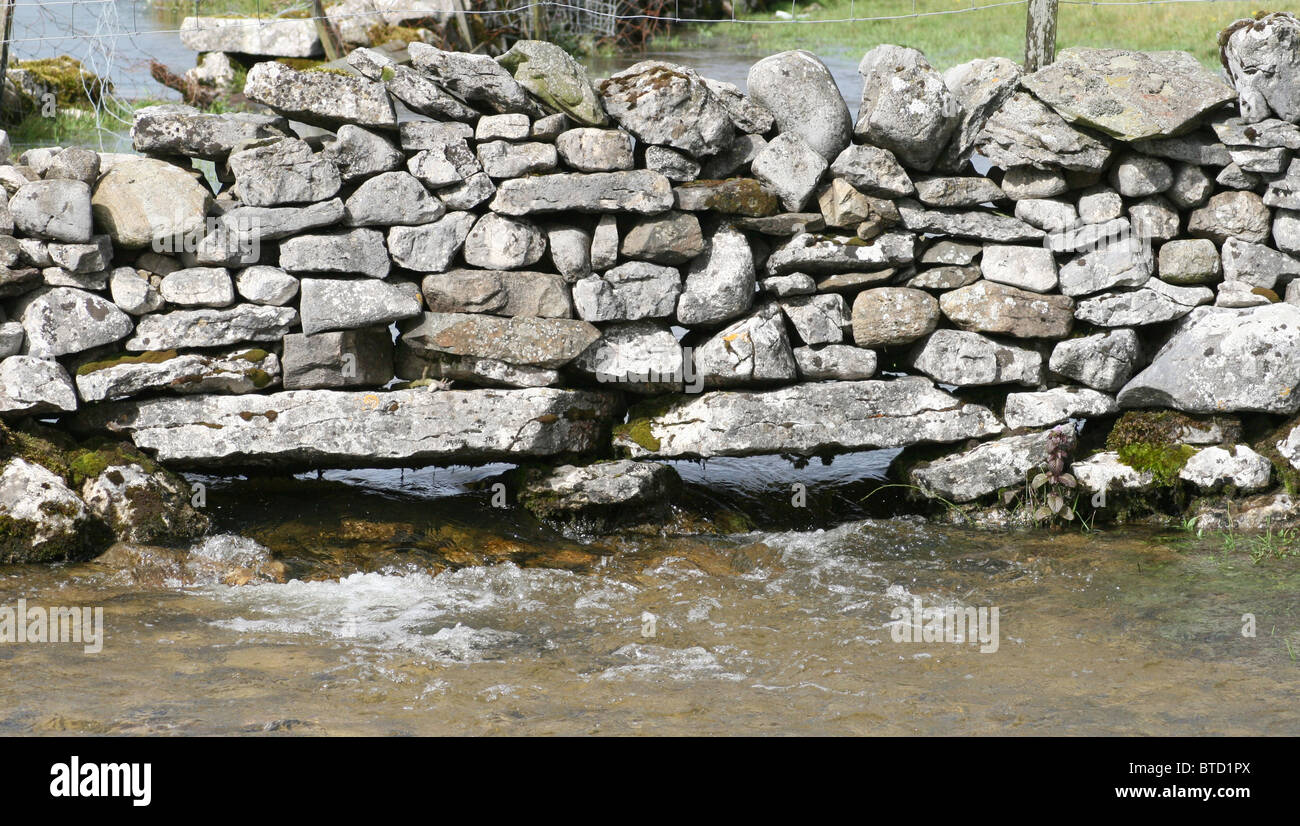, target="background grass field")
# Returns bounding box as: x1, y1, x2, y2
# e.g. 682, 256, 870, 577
651, 0, 1266, 68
